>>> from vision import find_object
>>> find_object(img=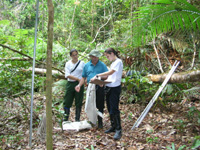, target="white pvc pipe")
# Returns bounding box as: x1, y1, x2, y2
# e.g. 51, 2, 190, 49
29, 0, 39, 147
132, 61, 180, 130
